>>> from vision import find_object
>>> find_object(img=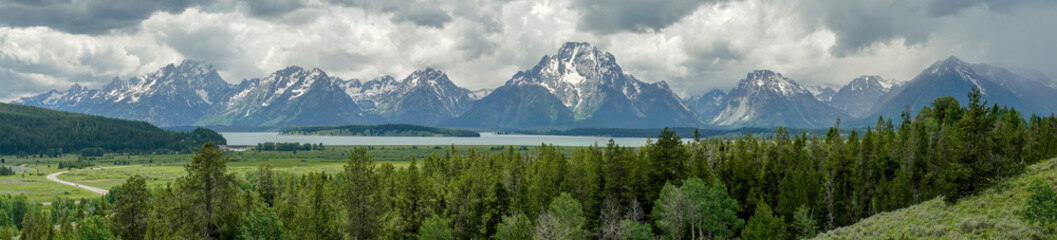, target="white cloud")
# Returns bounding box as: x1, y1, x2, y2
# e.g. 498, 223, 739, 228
0, 26, 182, 101
0, 0, 1054, 102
